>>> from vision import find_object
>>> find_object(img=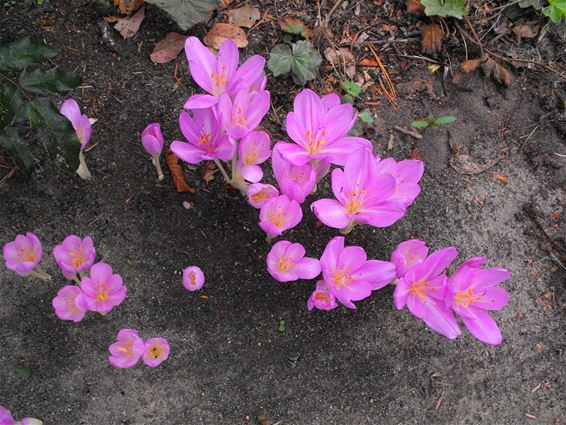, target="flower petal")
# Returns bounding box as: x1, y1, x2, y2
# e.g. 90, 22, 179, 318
460, 307, 503, 345
311, 199, 350, 229
185, 36, 216, 94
